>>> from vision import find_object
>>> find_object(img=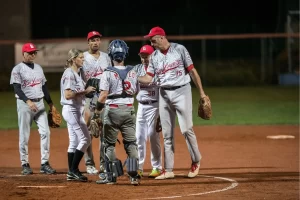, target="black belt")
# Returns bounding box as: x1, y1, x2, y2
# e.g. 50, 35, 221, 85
139, 100, 158, 105
161, 83, 188, 91
30, 98, 43, 102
